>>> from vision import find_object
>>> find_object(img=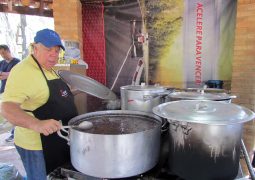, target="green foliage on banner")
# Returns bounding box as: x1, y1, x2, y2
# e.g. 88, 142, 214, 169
144, 0, 184, 86
145, 0, 183, 58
